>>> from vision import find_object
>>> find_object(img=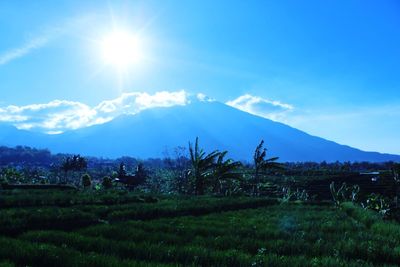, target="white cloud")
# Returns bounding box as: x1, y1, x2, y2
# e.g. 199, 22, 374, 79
0, 37, 49, 65
0, 92, 291, 133
196, 93, 215, 102
0, 15, 94, 66
0, 90, 190, 133
226, 94, 293, 121
0, 100, 96, 133
95, 90, 189, 117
